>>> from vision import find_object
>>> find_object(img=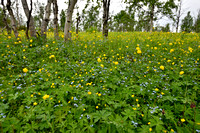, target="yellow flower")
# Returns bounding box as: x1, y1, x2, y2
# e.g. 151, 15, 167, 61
33, 102, 37, 106
83, 108, 86, 111
161, 92, 165, 95
136, 99, 139, 102
148, 122, 151, 125
43, 94, 50, 100
171, 129, 174, 132
141, 114, 144, 117
180, 71, 184, 75
170, 49, 174, 53
100, 64, 104, 68
132, 108, 136, 110
97, 58, 101, 62
131, 94, 134, 97
23, 68, 28, 73
114, 61, 118, 65
160, 65, 164, 70
46, 45, 49, 47
155, 88, 159, 91
49, 55, 55, 59
96, 106, 99, 109
30, 39, 33, 43
88, 92, 92, 95
137, 49, 142, 54
149, 128, 152, 132
31, 94, 33, 97
181, 118, 185, 122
